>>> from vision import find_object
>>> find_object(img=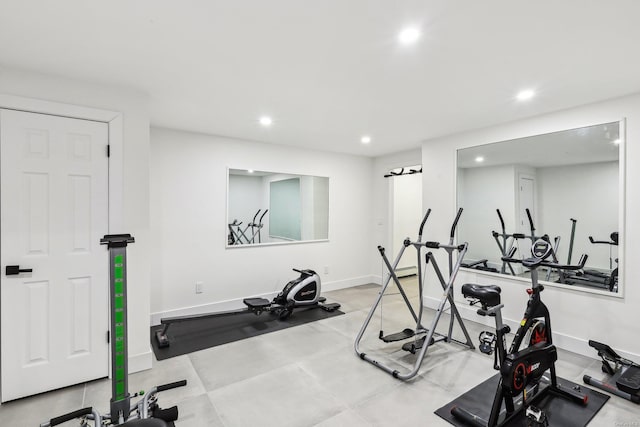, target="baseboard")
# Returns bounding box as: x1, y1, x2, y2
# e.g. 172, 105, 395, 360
395, 266, 417, 278
150, 275, 375, 326
150, 295, 274, 326
129, 349, 153, 373
423, 296, 640, 361
322, 275, 378, 291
